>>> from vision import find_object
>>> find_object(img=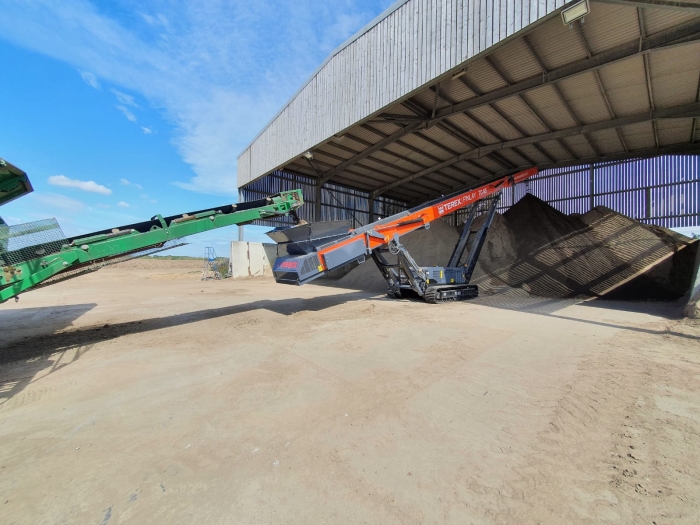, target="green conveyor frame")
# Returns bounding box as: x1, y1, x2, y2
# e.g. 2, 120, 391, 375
0, 190, 303, 303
